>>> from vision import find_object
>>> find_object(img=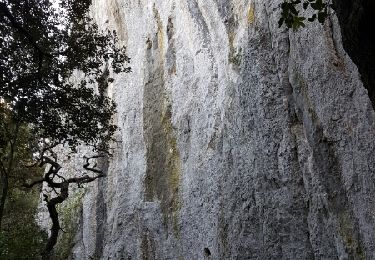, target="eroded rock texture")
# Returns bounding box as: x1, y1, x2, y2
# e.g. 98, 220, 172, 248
69, 0, 375, 259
